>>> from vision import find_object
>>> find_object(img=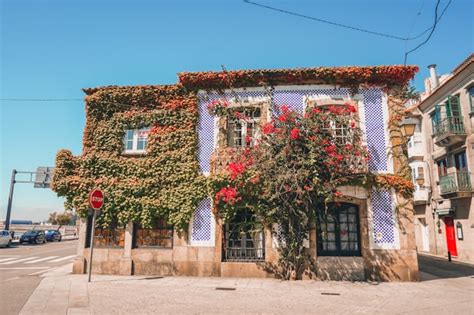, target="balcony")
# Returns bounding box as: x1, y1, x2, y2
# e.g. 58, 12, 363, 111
413, 188, 429, 205
439, 171, 472, 198
407, 134, 424, 159
433, 117, 466, 147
